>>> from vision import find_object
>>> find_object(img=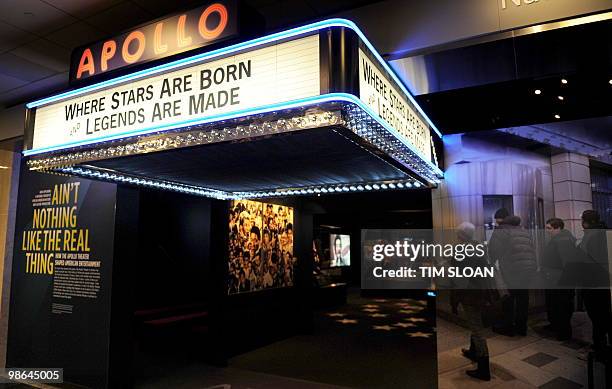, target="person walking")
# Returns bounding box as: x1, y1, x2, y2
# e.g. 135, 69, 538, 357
541, 218, 576, 340
489, 215, 537, 336
455, 222, 492, 381
578, 210, 611, 357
